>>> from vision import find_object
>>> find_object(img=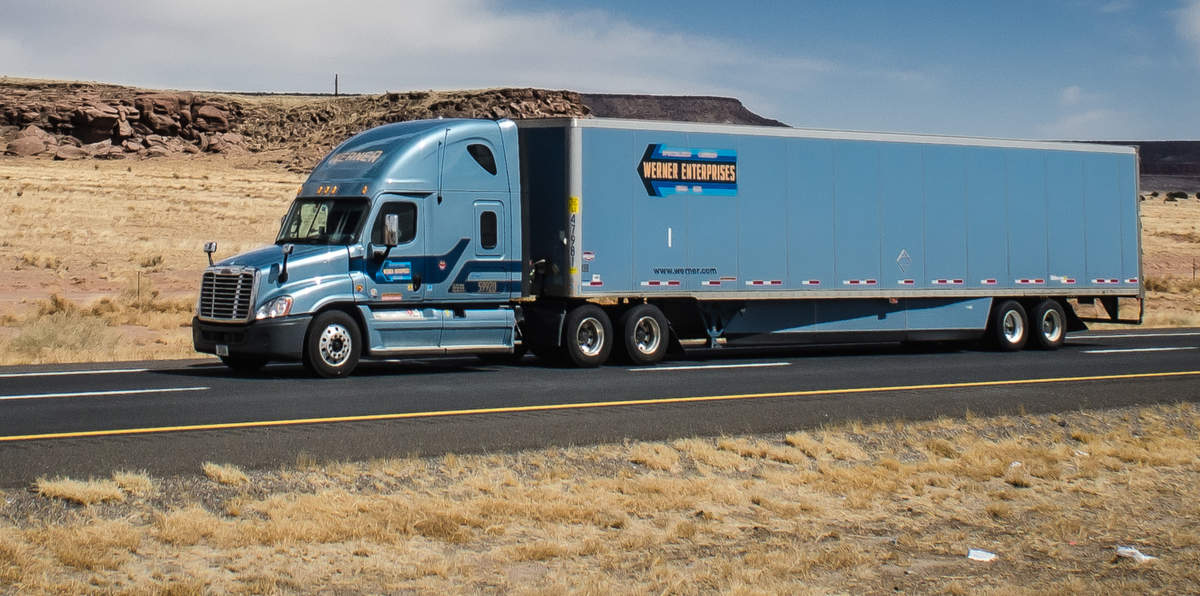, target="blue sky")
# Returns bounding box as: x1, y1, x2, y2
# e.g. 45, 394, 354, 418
3, 0, 1199, 139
